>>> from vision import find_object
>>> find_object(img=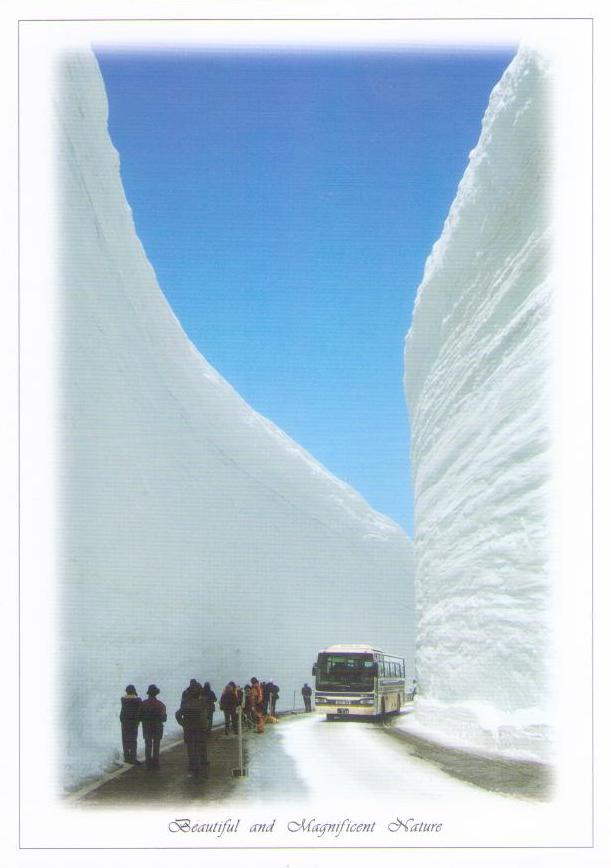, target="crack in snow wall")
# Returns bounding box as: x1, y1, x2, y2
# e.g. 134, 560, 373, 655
403, 49, 552, 760
57, 51, 414, 790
